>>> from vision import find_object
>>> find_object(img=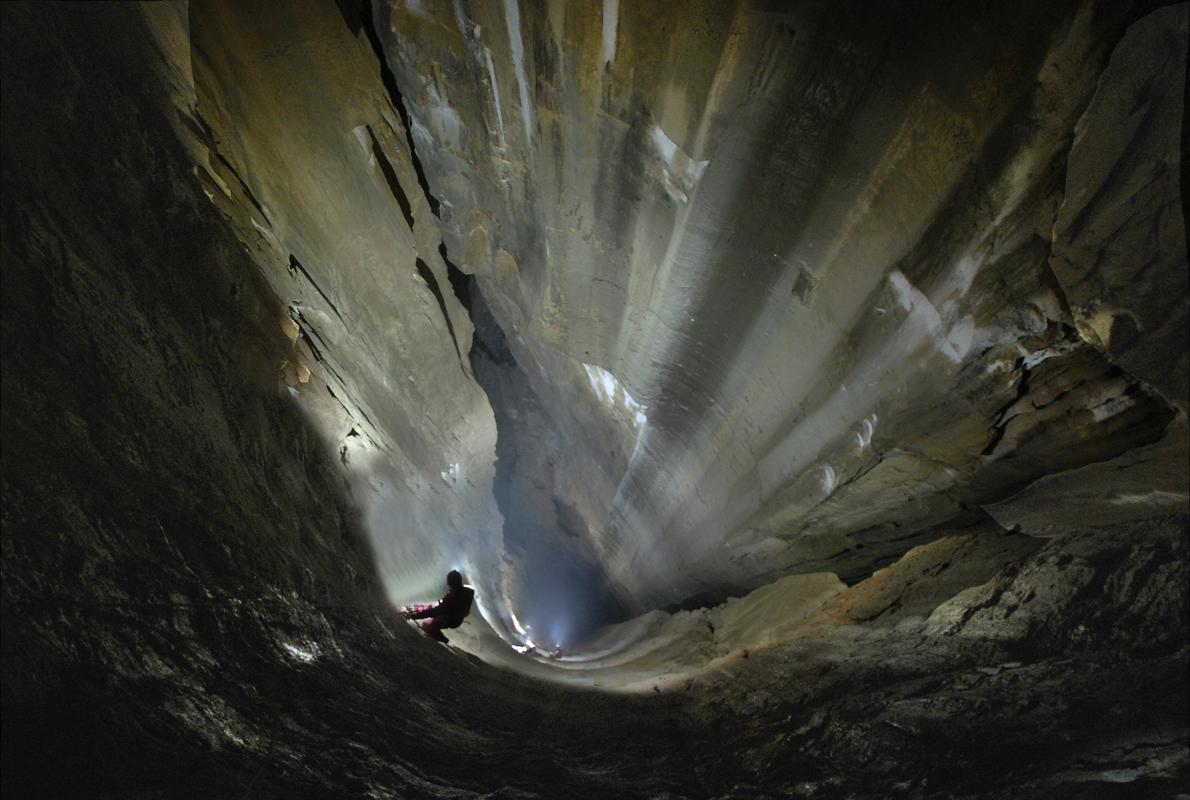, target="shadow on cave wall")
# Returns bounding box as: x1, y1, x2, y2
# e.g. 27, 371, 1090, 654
0, 3, 386, 793
460, 267, 630, 645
